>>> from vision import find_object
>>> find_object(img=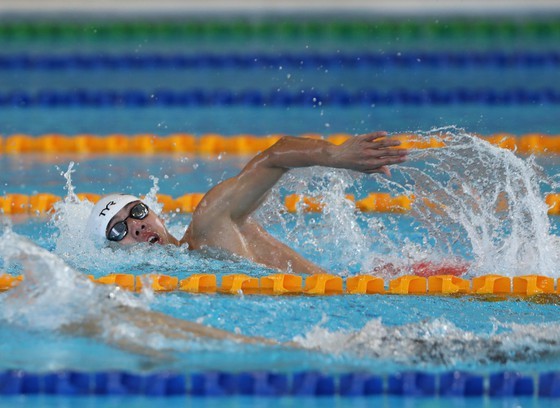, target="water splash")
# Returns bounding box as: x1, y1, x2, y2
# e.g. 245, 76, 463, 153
262, 127, 559, 277
0, 228, 147, 331
143, 175, 164, 216
50, 164, 99, 271
0, 231, 279, 361
396, 127, 559, 276
60, 161, 79, 203
258, 168, 371, 274
295, 317, 560, 370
